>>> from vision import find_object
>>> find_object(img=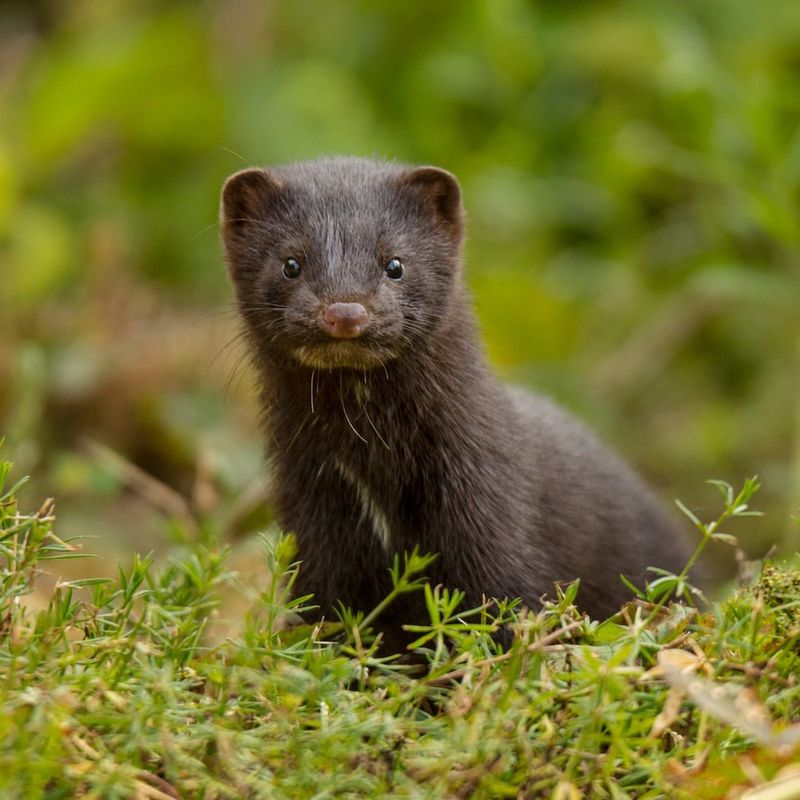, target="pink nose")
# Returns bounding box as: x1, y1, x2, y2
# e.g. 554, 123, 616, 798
321, 302, 369, 338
